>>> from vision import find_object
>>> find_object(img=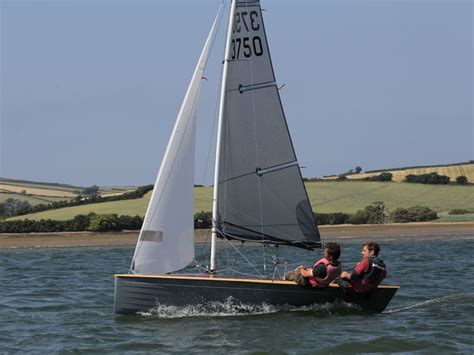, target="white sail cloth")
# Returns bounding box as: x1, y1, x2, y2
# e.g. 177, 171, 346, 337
130, 6, 222, 274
